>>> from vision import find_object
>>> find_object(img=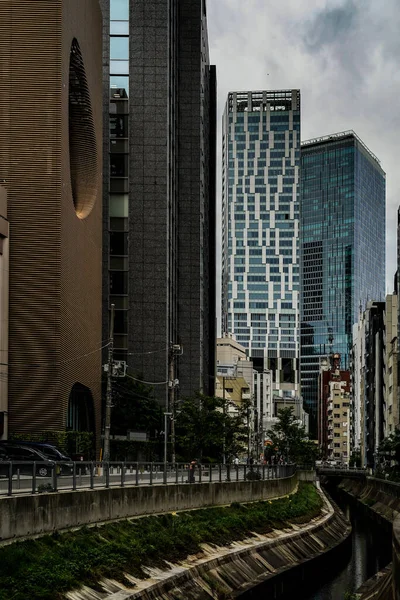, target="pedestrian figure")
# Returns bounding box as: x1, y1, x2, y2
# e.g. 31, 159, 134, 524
189, 459, 196, 483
